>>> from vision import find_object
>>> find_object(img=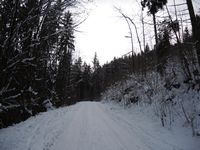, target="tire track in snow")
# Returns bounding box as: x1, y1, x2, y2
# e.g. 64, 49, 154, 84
1, 102, 199, 150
